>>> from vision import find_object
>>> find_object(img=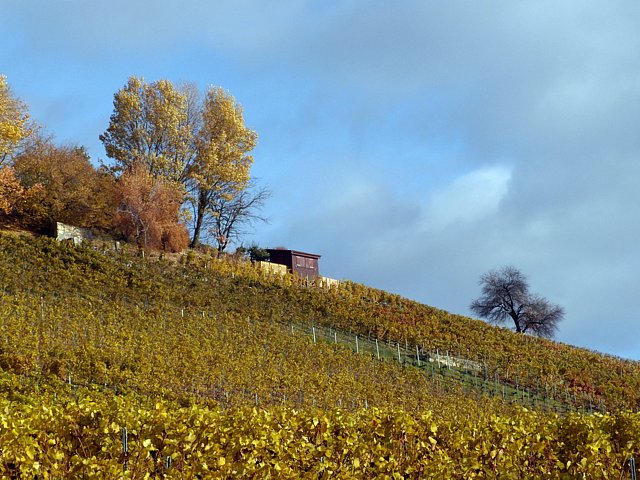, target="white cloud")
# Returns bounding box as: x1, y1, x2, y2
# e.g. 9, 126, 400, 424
424, 166, 512, 230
